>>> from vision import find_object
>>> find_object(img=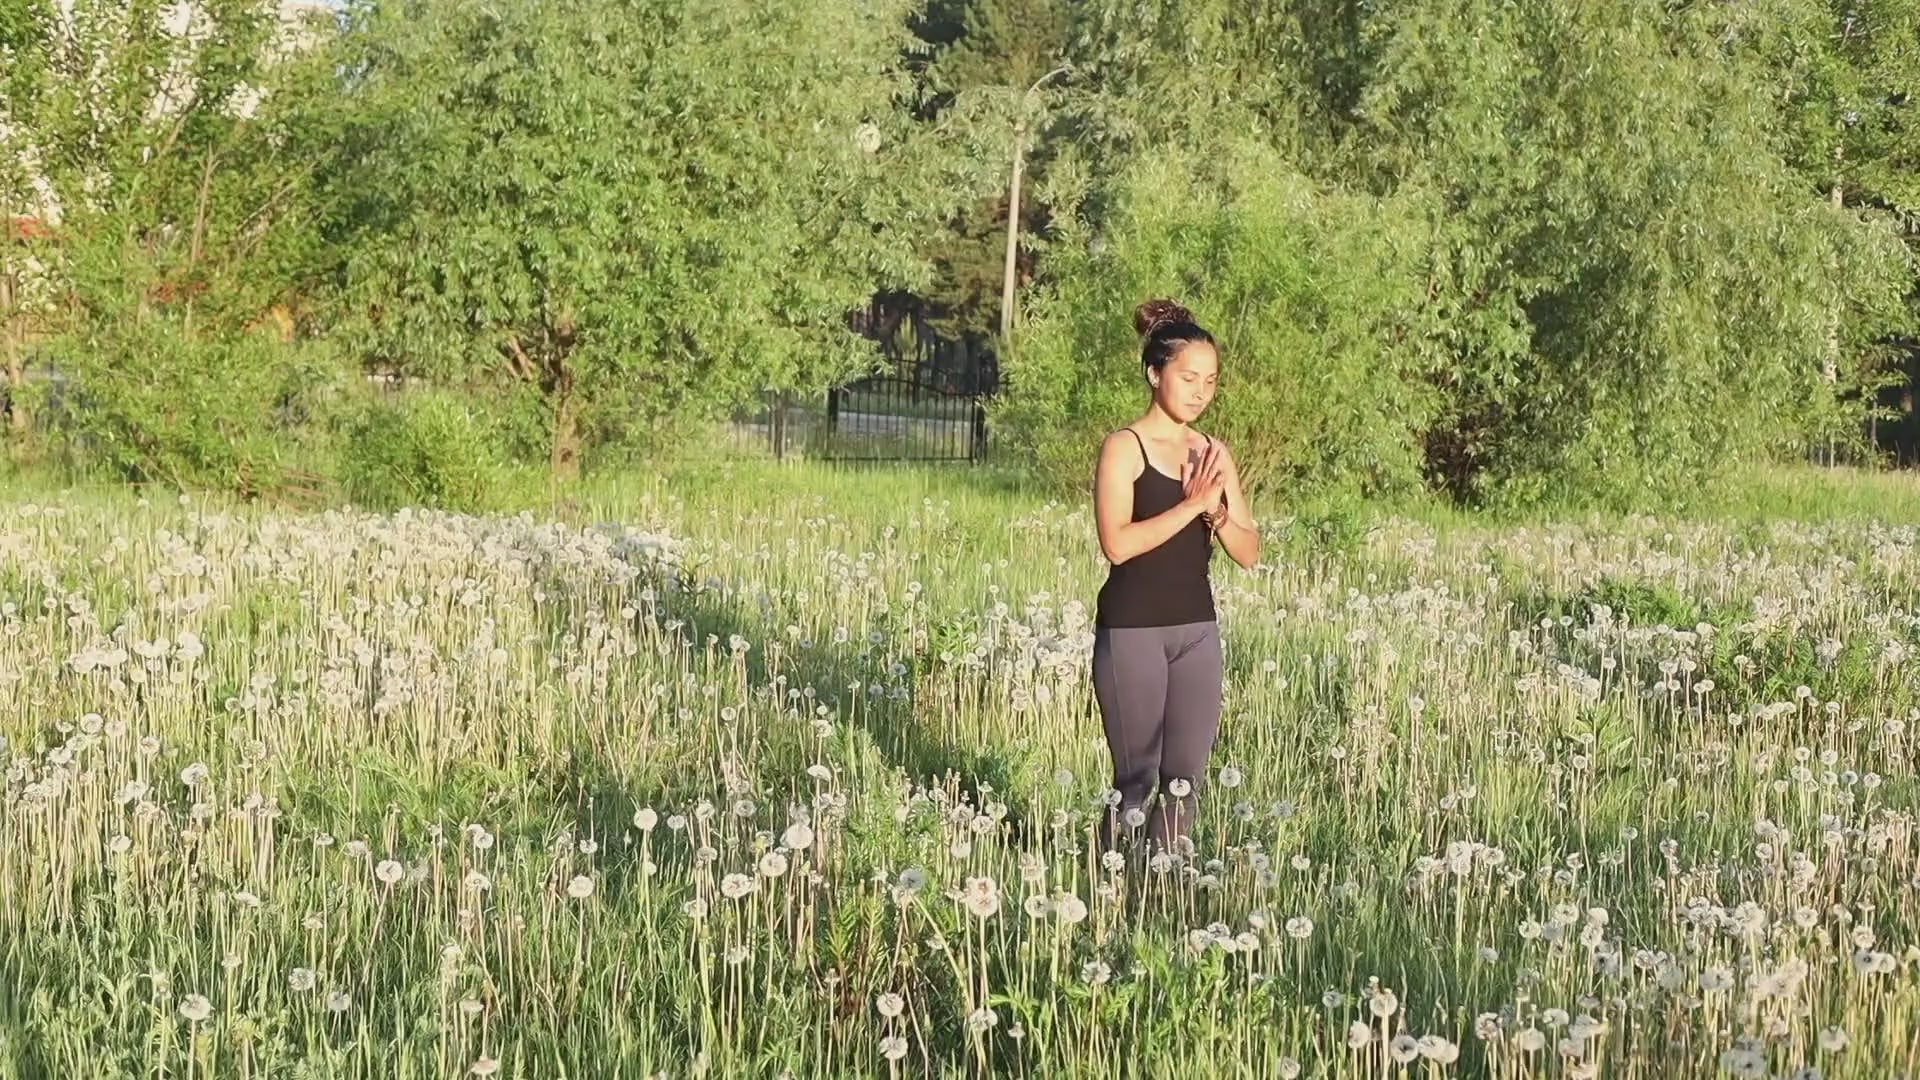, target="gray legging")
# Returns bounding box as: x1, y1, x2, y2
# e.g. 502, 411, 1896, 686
1091, 620, 1223, 853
